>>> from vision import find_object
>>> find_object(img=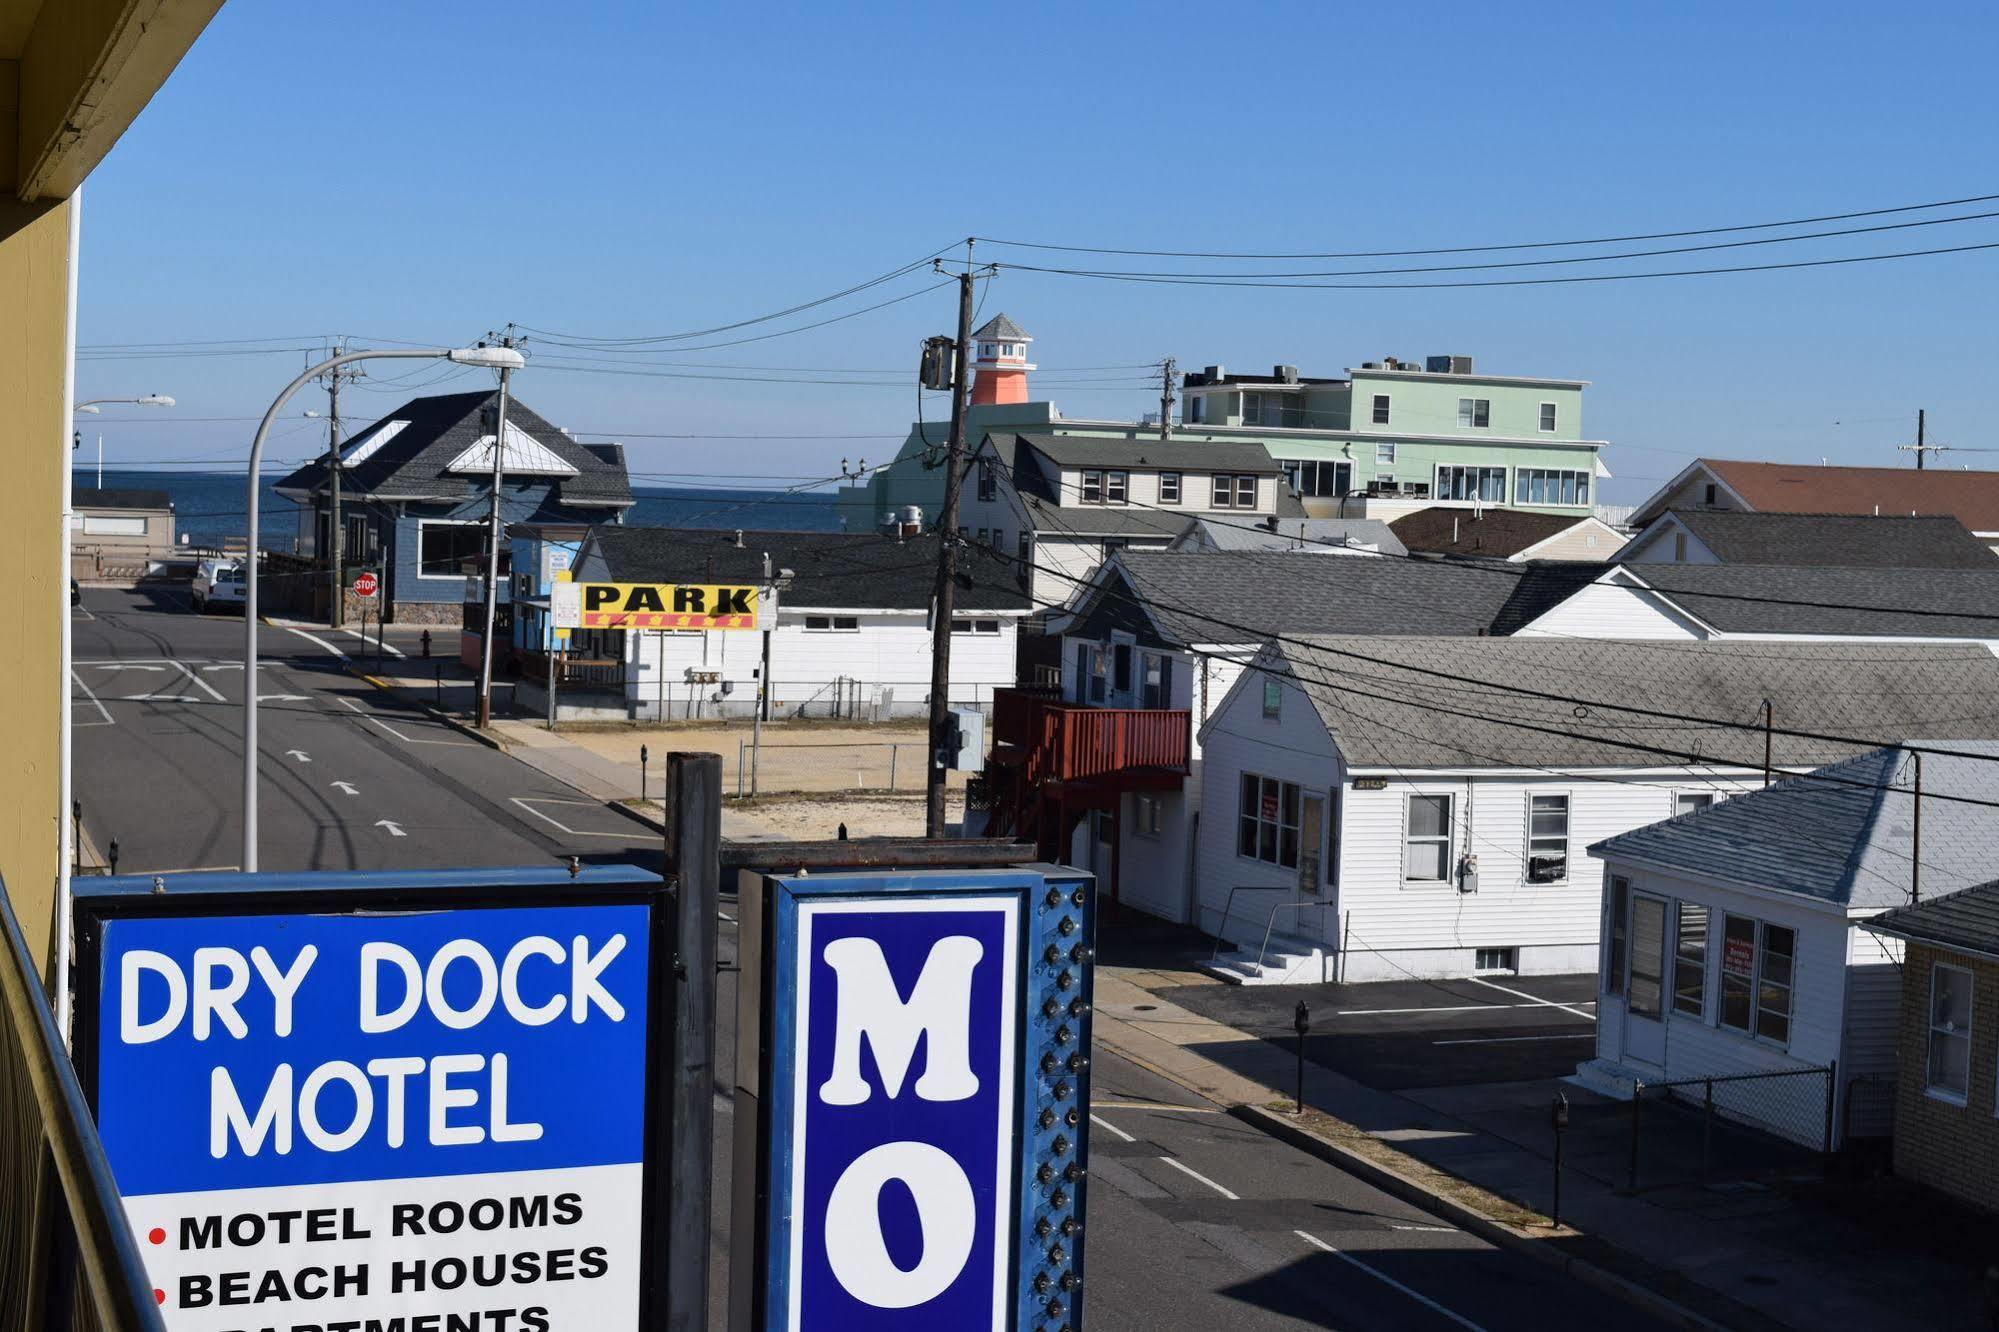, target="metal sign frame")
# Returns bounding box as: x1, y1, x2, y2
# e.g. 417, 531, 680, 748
69, 865, 673, 1329
731, 864, 1096, 1331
